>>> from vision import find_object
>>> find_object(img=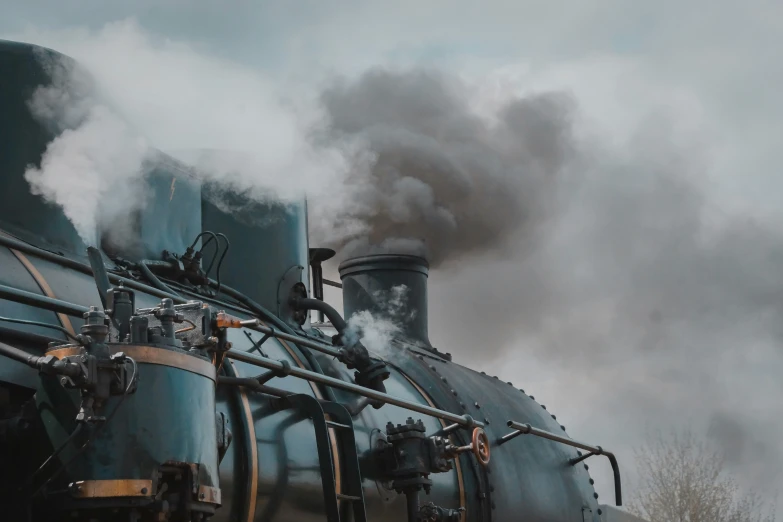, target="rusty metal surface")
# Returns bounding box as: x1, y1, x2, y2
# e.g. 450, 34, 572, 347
69, 479, 153, 498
